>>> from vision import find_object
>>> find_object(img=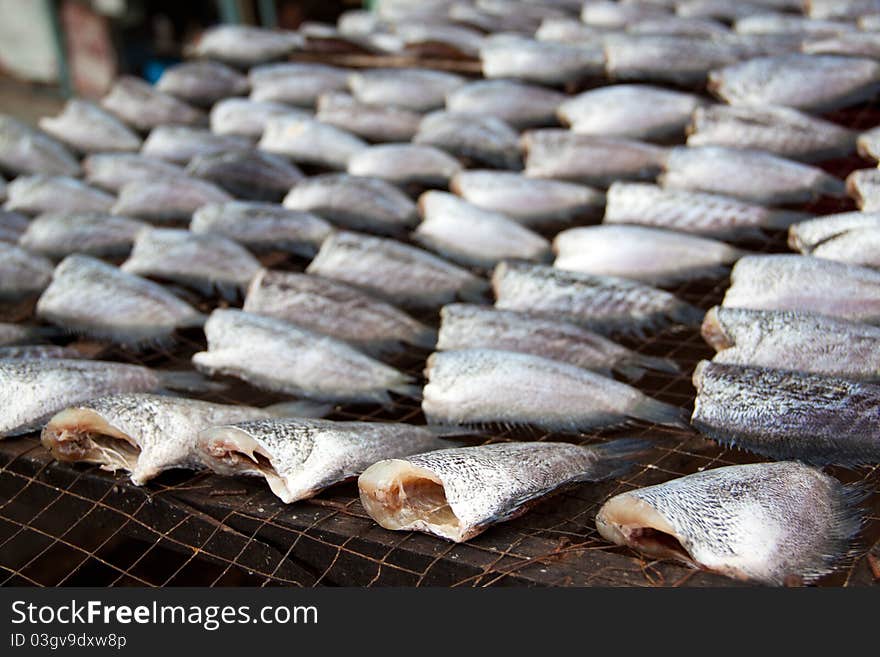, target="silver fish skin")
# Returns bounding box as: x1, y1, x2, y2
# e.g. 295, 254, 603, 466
723, 254, 880, 322
413, 111, 521, 170
38, 100, 141, 154
857, 125, 880, 162
36, 254, 204, 346
788, 211, 880, 253
535, 17, 605, 43
692, 359, 880, 466
603, 182, 806, 239
522, 130, 668, 188
5, 175, 115, 215
348, 68, 465, 112
558, 85, 704, 141
0, 209, 28, 244
200, 418, 452, 503
415, 191, 550, 268
0, 115, 80, 177
360, 439, 648, 542
479, 35, 605, 86
83, 153, 184, 193
423, 348, 685, 432
190, 202, 331, 257
155, 61, 249, 106
0, 345, 81, 360
140, 126, 251, 165
101, 76, 205, 132
677, 0, 782, 20
807, 0, 880, 20
687, 104, 856, 163
306, 231, 487, 308
42, 393, 275, 485
846, 168, 880, 212
111, 177, 232, 224
660, 146, 845, 205
121, 228, 261, 299
0, 243, 53, 299
809, 228, 880, 268
553, 225, 744, 285
734, 13, 855, 37
190, 25, 304, 67
258, 116, 367, 170
316, 92, 421, 143
19, 212, 146, 259
185, 149, 303, 202
451, 170, 603, 227
596, 461, 863, 585
249, 63, 349, 107
702, 305, 880, 380
243, 269, 435, 352
209, 98, 311, 139
192, 308, 416, 404
347, 143, 462, 187
492, 260, 703, 335
445, 80, 566, 130
582, 1, 670, 27
708, 54, 880, 113
282, 174, 417, 235
437, 303, 677, 380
